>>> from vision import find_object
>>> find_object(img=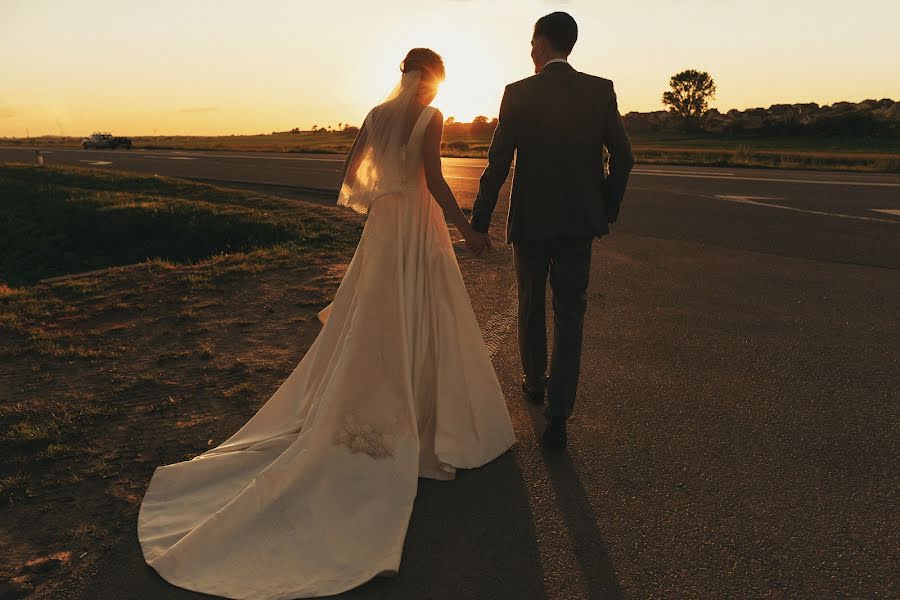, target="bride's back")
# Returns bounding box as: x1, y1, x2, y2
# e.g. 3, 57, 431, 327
360, 98, 434, 187
338, 50, 444, 214
369, 100, 428, 151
